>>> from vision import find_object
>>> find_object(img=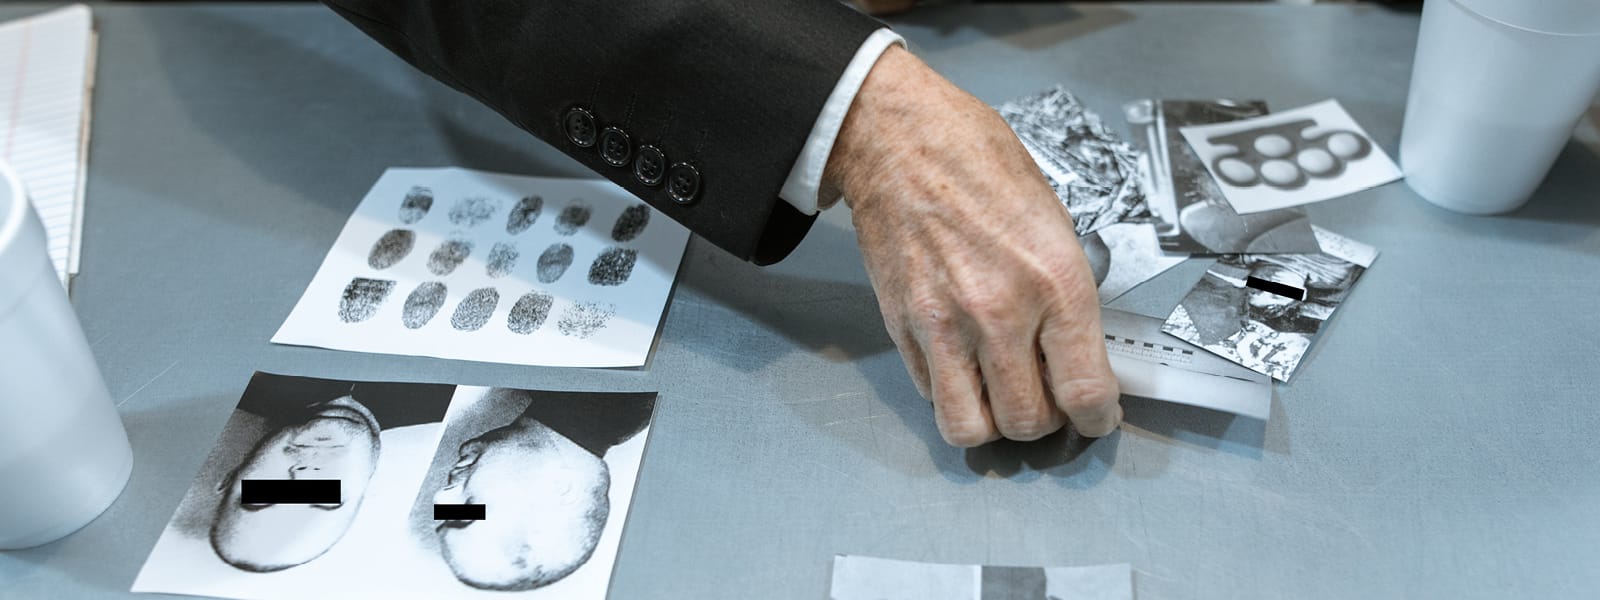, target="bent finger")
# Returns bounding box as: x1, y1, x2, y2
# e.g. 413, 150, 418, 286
1039, 308, 1123, 437
924, 337, 999, 447
978, 334, 1066, 441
